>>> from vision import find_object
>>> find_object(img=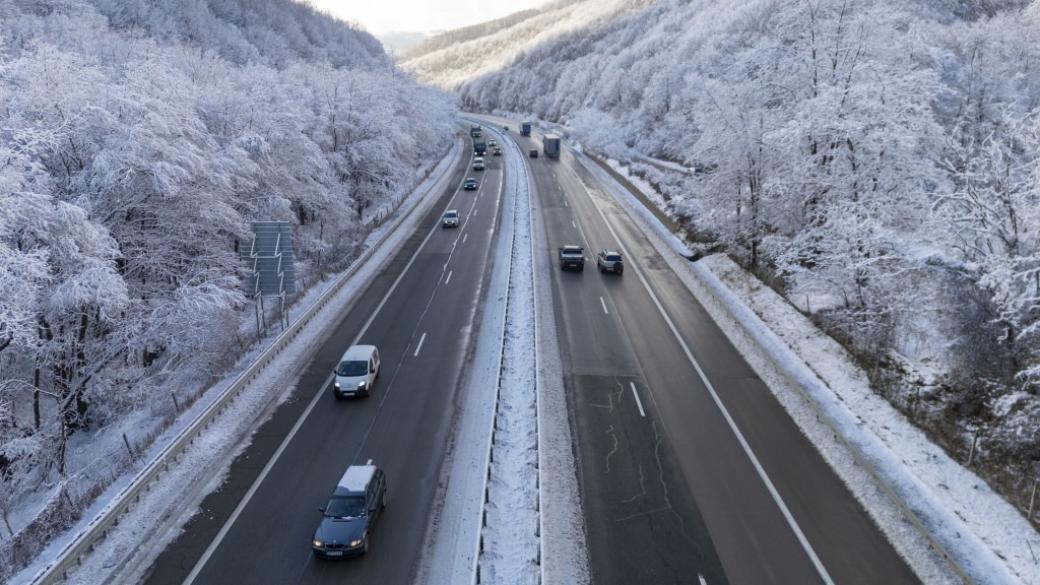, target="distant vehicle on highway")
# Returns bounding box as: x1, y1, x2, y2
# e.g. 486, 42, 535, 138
558, 245, 585, 271
503, 125, 509, 132
464, 178, 478, 190
442, 210, 460, 228
543, 134, 561, 159
488, 139, 497, 147
597, 250, 624, 274
470, 124, 481, 138
493, 147, 502, 156
333, 345, 380, 398
474, 140, 487, 156
529, 149, 538, 158
473, 158, 485, 171
312, 465, 388, 558
521, 121, 532, 136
